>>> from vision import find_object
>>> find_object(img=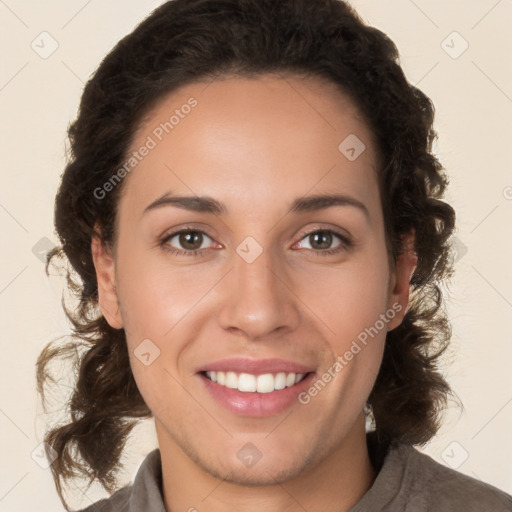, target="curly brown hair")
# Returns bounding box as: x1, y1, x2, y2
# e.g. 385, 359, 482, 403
36, 0, 457, 509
